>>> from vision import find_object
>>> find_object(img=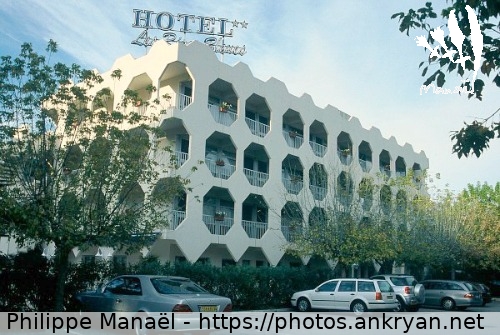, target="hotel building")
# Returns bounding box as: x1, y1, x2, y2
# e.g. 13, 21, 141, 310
0, 40, 428, 268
